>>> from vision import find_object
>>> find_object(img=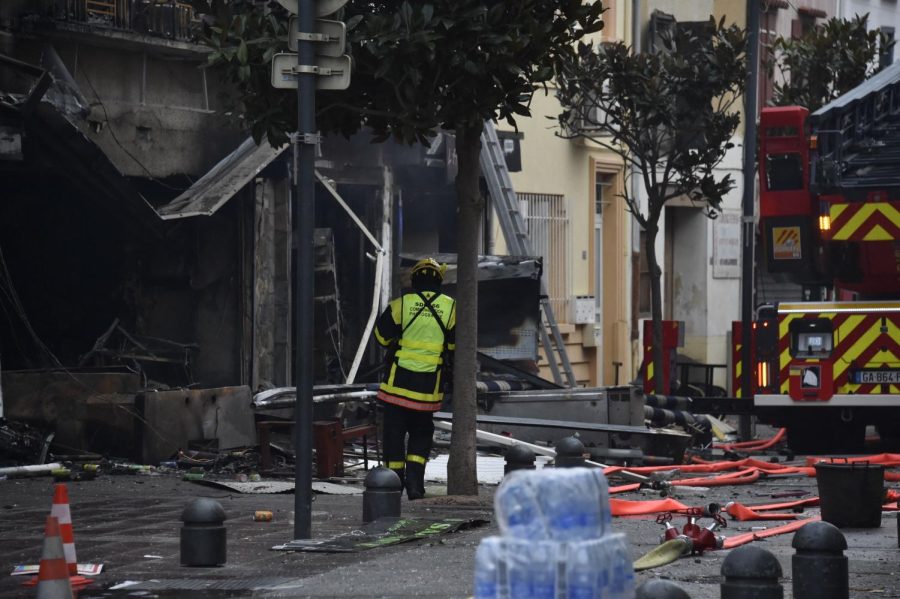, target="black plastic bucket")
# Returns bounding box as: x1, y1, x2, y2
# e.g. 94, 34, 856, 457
815, 461, 884, 528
